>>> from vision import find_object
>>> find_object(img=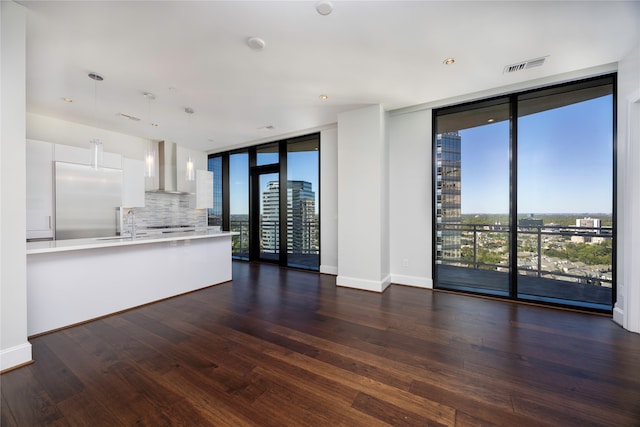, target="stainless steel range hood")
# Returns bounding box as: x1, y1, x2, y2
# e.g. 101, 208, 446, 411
157, 140, 178, 193
145, 140, 187, 194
